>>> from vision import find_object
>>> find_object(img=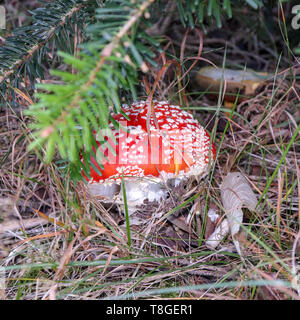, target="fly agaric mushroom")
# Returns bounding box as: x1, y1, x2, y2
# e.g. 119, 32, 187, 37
81, 100, 216, 213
